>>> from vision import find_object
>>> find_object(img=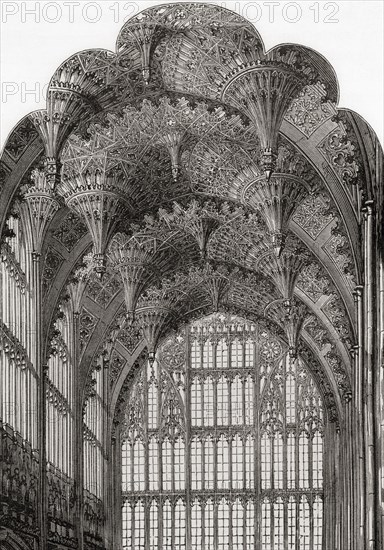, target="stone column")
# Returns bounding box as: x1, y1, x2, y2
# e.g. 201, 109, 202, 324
353, 285, 365, 549
114, 429, 123, 550
102, 354, 113, 550
362, 200, 376, 549
374, 148, 384, 549
31, 250, 48, 548
377, 237, 384, 548
18, 166, 60, 548
73, 310, 84, 550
